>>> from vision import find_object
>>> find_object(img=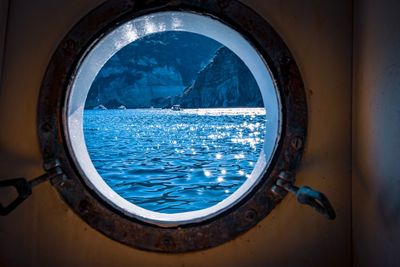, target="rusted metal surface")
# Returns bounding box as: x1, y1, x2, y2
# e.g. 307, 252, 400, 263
37, 0, 307, 252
